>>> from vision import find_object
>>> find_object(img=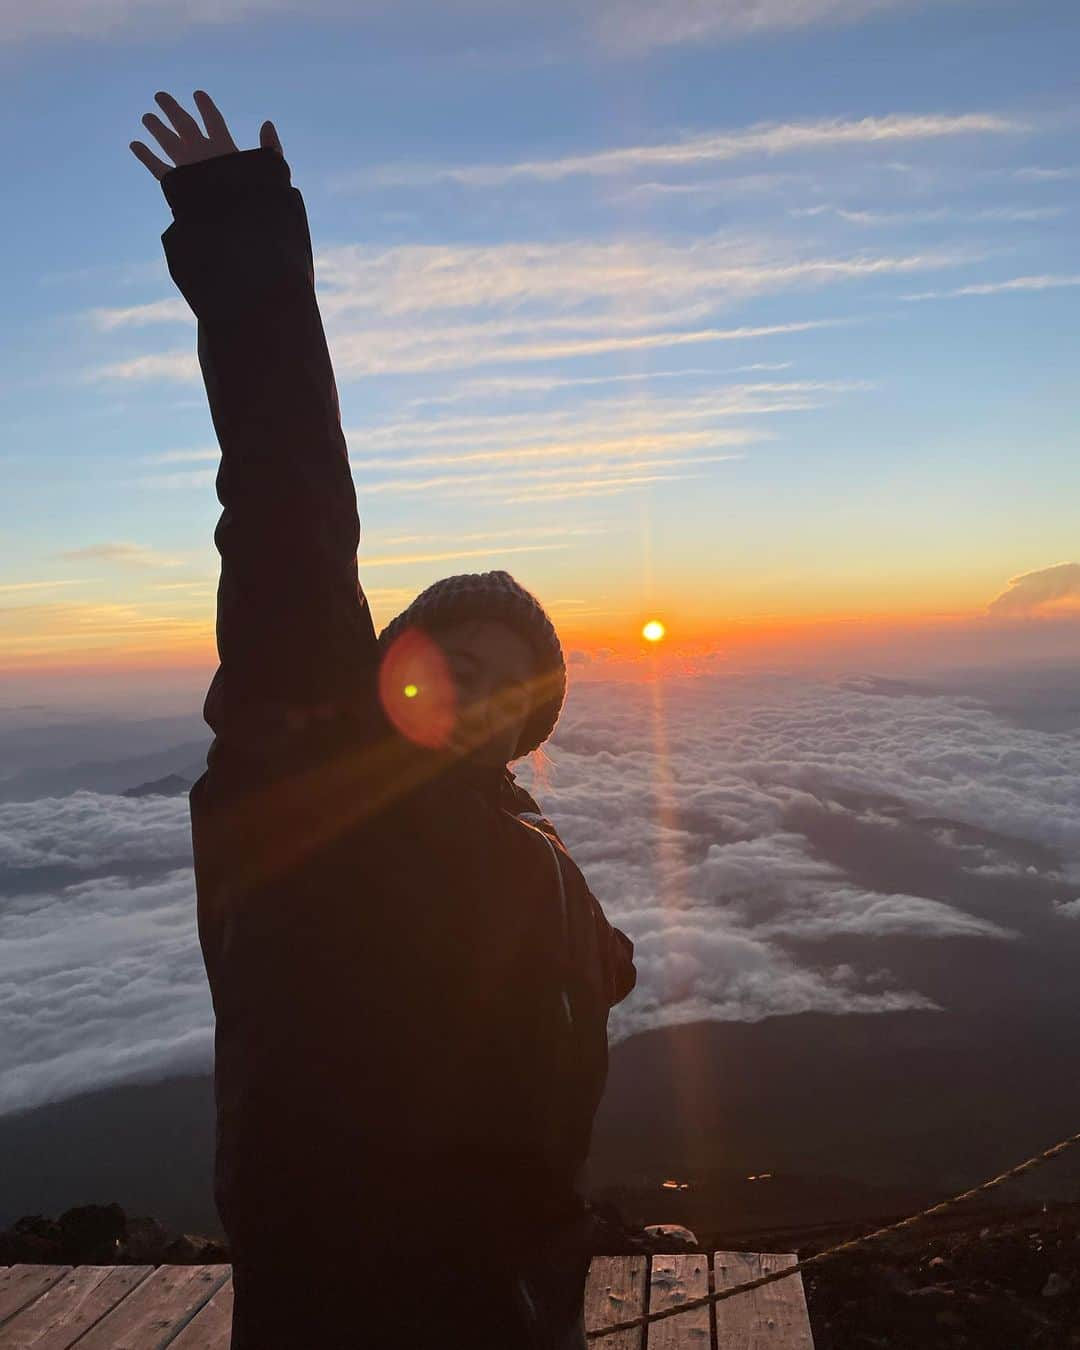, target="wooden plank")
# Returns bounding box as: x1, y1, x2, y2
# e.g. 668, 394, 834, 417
0, 1267, 152, 1350
584, 1256, 647, 1350
713, 1252, 814, 1350
167, 1277, 234, 1350
646, 1254, 711, 1350
0, 1271, 71, 1329
72, 1266, 230, 1350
